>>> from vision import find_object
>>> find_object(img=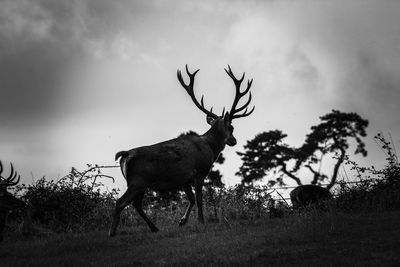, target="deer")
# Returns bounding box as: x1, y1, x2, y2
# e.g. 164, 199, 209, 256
290, 184, 332, 210
109, 65, 254, 236
0, 160, 31, 242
